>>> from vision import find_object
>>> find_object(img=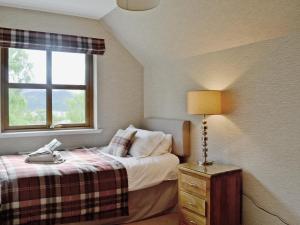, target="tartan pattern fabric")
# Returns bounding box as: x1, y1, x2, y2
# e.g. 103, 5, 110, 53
106, 129, 137, 157
0, 148, 128, 225
0, 27, 105, 55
